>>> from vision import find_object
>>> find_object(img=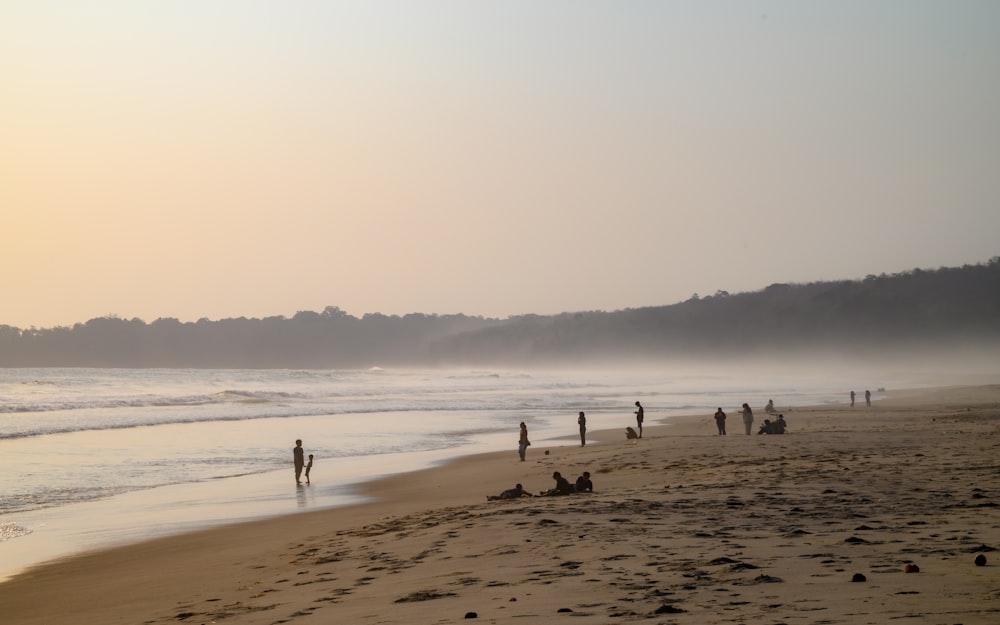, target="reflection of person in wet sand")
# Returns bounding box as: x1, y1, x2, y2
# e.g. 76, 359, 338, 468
305, 454, 313, 483
487, 483, 534, 501
293, 439, 305, 485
